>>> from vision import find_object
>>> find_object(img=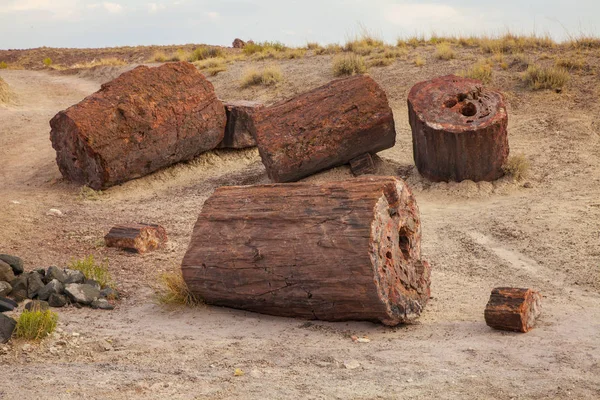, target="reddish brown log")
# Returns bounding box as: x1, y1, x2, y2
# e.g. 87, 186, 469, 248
181, 176, 431, 326
105, 223, 167, 253
349, 153, 376, 176
232, 38, 246, 48
250, 75, 396, 183
408, 75, 509, 182
50, 62, 226, 189
217, 101, 263, 149
484, 288, 541, 333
